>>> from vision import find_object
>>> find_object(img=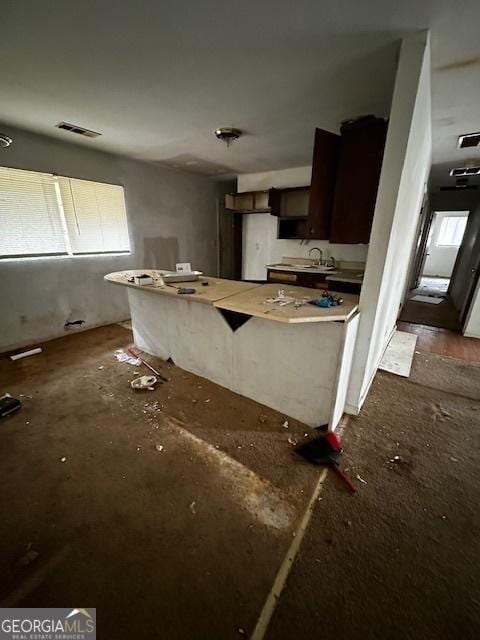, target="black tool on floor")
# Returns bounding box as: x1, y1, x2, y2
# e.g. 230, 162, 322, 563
0, 394, 21, 419
296, 432, 356, 494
